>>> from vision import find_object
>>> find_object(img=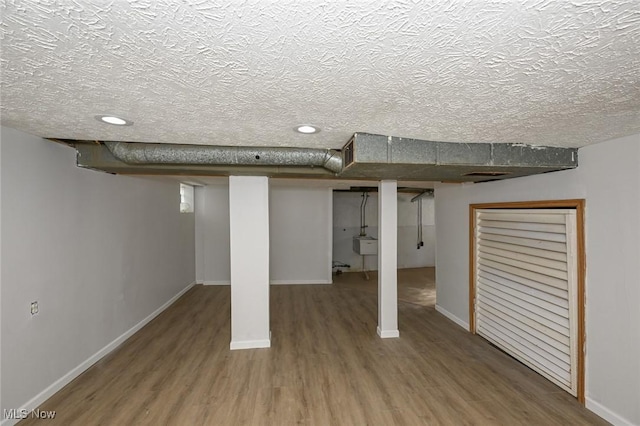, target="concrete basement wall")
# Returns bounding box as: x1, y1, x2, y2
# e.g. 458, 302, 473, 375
434, 133, 640, 426
195, 182, 333, 285
332, 192, 435, 272
0, 127, 196, 423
